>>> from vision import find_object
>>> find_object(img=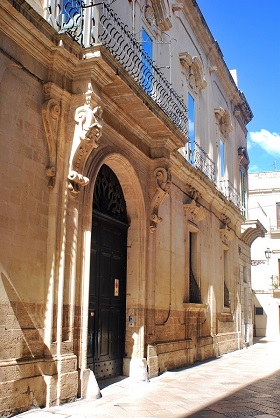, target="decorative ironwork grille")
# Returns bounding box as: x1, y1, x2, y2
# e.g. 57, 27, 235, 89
190, 266, 201, 304
191, 142, 216, 184
93, 164, 128, 223
55, 1, 188, 138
